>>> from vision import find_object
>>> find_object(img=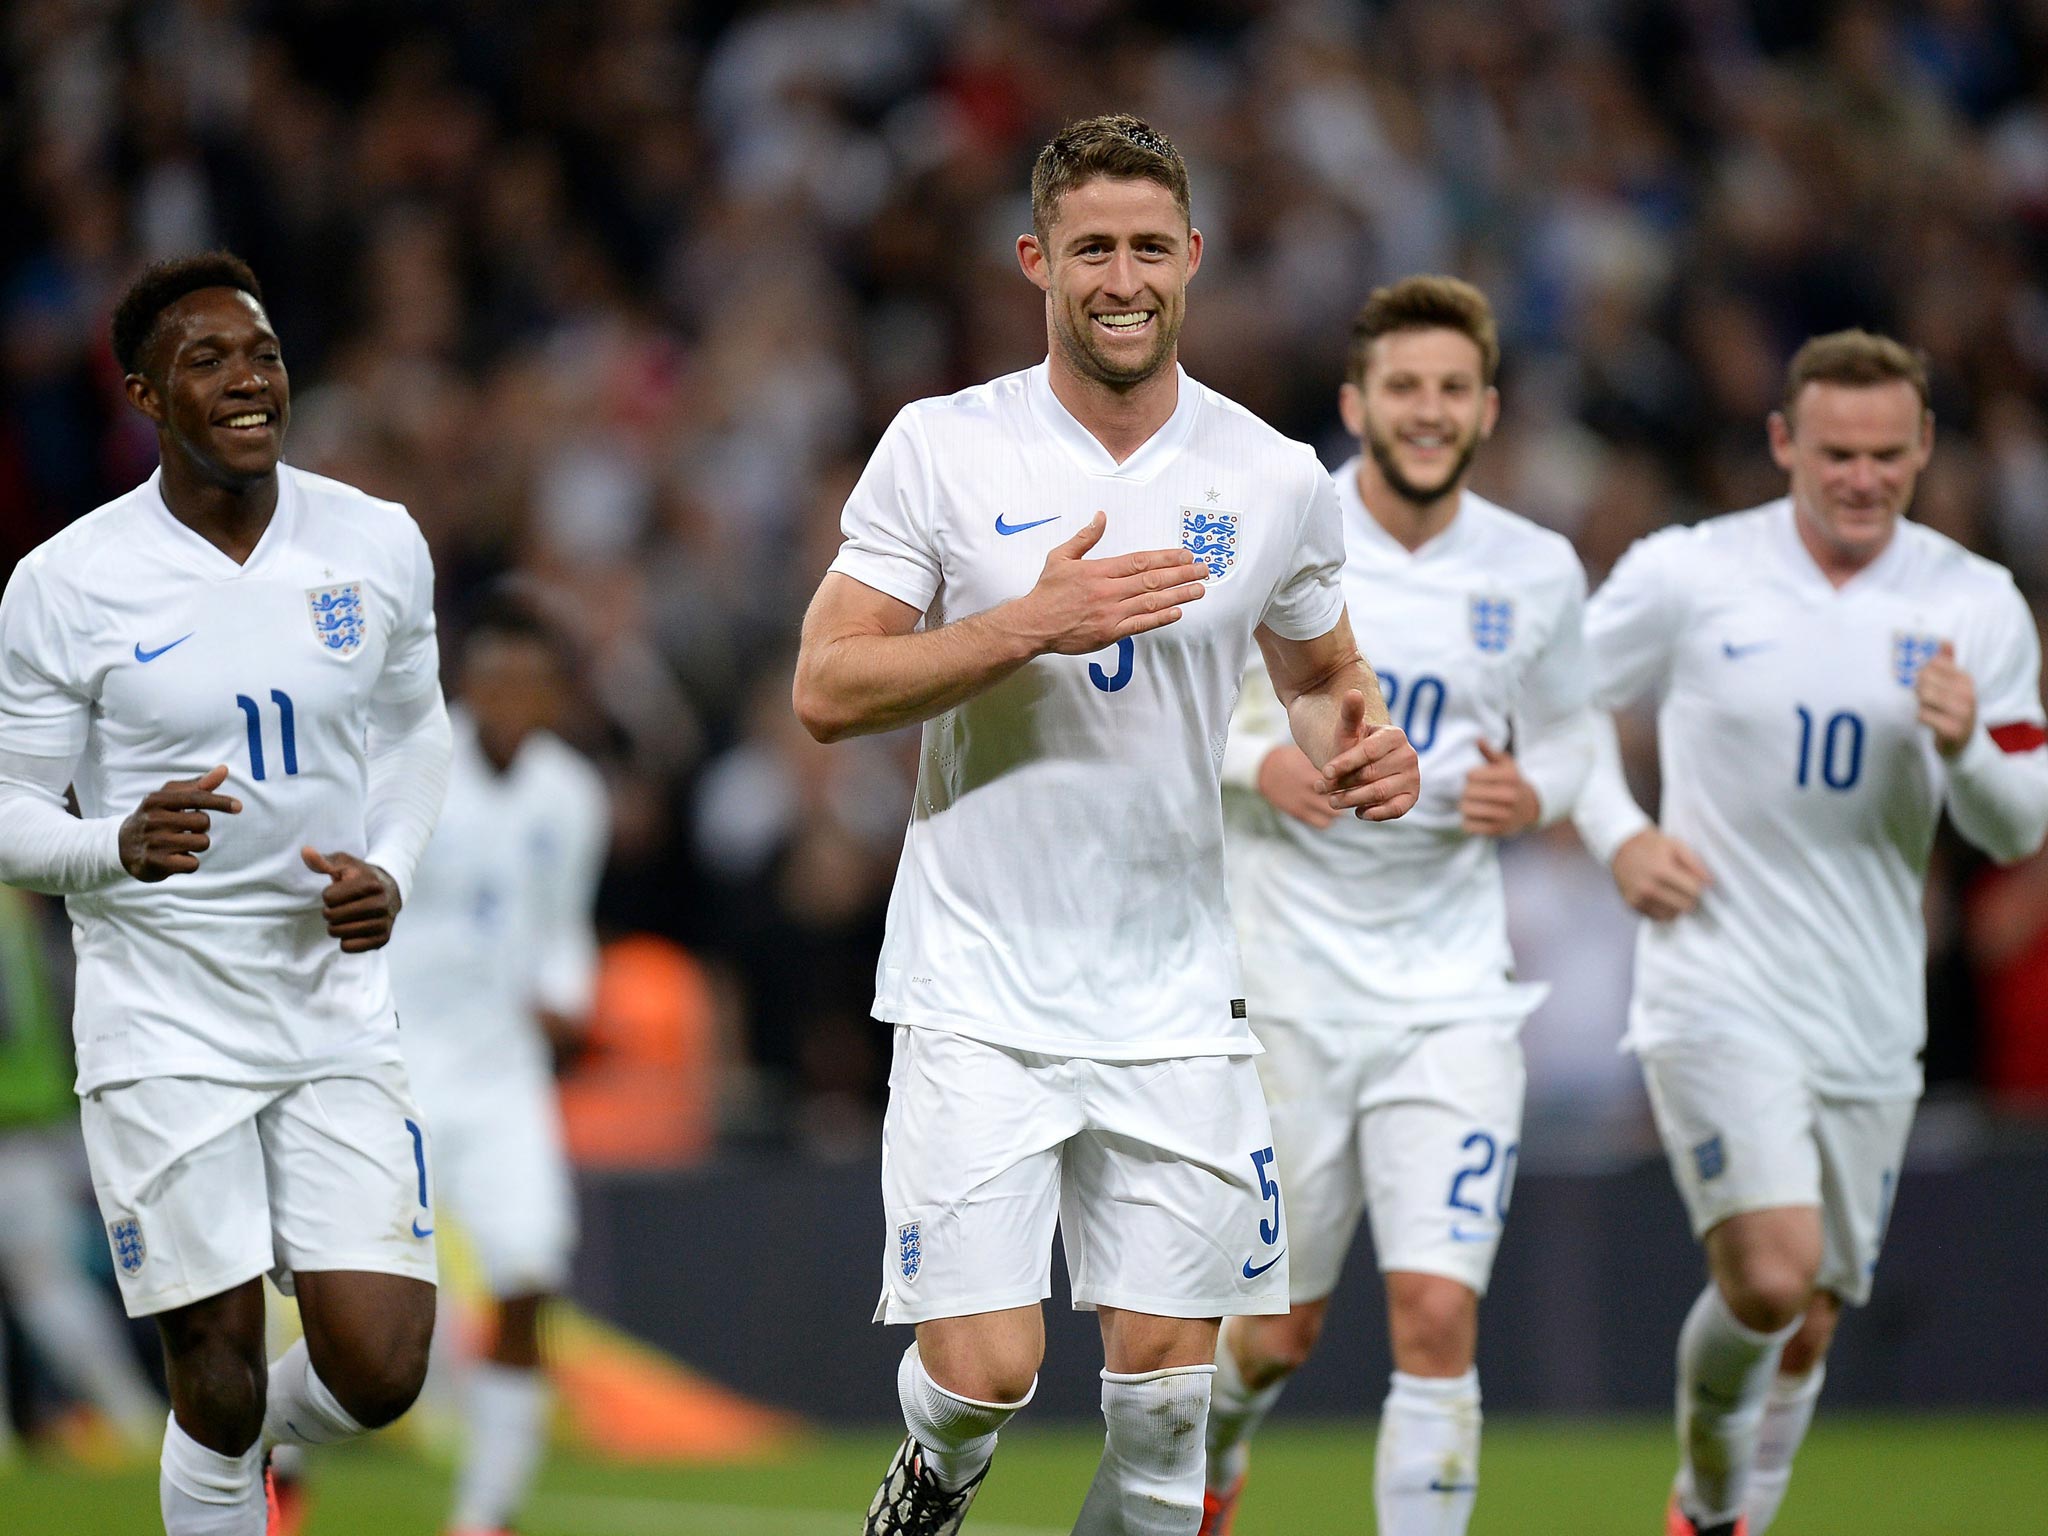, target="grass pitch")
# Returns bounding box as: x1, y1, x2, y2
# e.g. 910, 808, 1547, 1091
3, 1416, 2043, 1534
